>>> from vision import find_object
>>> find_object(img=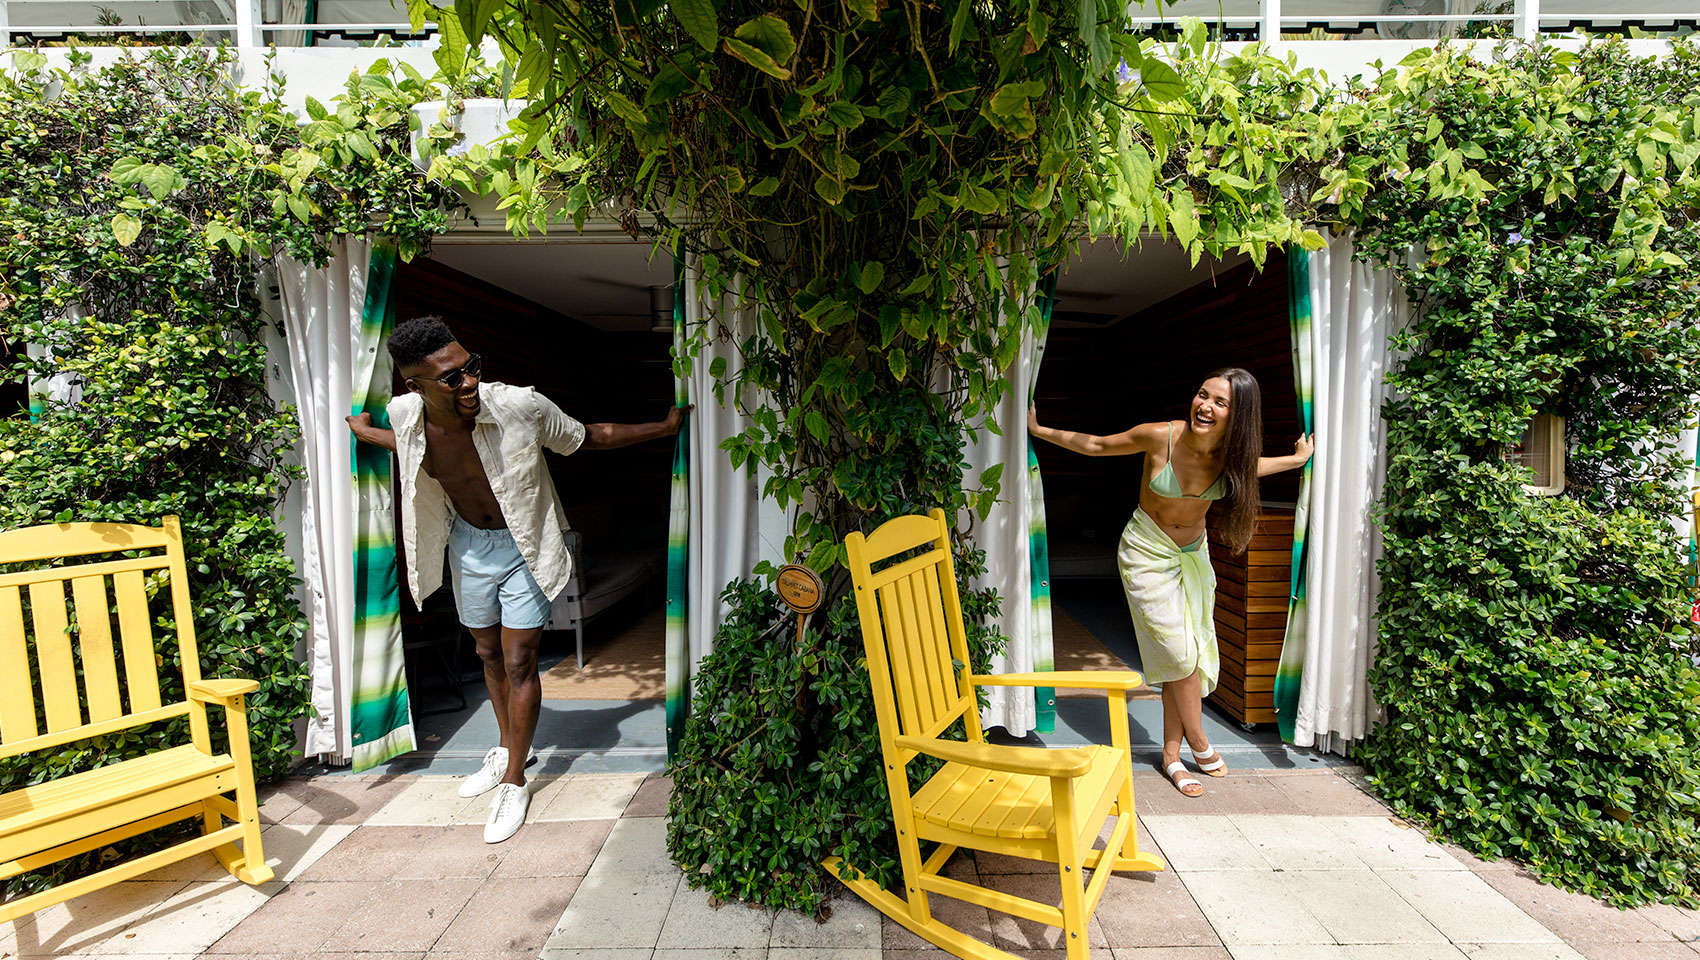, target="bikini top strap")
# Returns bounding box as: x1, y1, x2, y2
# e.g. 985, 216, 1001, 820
1166, 420, 1175, 457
